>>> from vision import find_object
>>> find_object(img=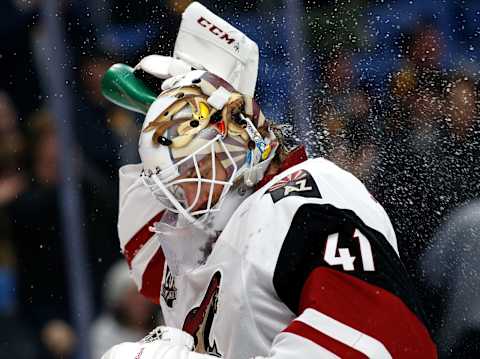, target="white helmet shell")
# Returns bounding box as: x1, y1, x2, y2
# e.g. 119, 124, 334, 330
138, 71, 277, 225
